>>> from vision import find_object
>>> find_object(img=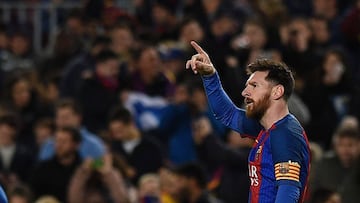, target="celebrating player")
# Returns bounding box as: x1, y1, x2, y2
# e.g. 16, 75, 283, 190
186, 41, 310, 203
